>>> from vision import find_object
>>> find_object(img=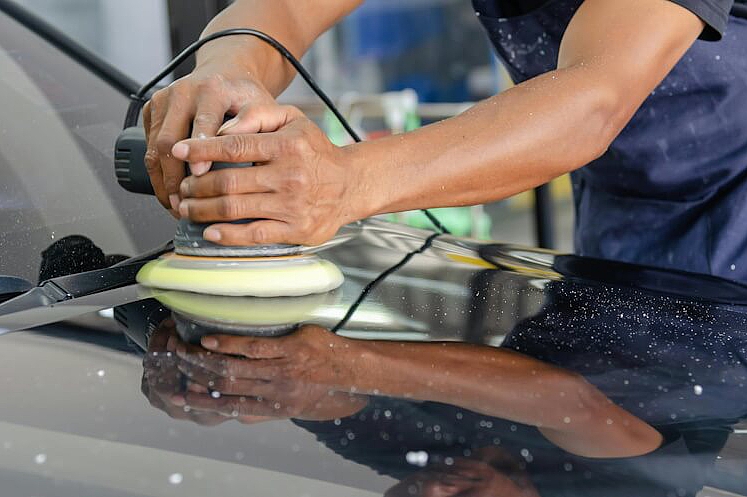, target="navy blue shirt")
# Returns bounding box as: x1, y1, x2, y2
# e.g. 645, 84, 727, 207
473, 0, 747, 281
495, 0, 744, 39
